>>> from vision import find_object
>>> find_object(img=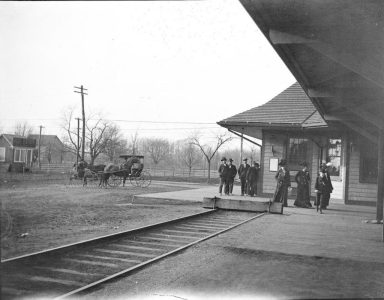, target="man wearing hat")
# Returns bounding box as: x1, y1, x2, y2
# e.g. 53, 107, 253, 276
238, 158, 250, 196
218, 157, 229, 196
246, 161, 260, 196
226, 158, 237, 195
272, 158, 291, 207
315, 162, 333, 209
